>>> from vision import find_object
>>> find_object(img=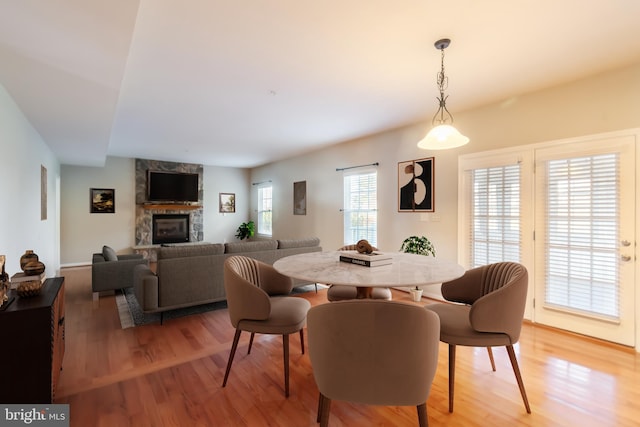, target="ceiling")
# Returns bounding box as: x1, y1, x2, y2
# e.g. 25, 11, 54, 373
1, 1, 640, 168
